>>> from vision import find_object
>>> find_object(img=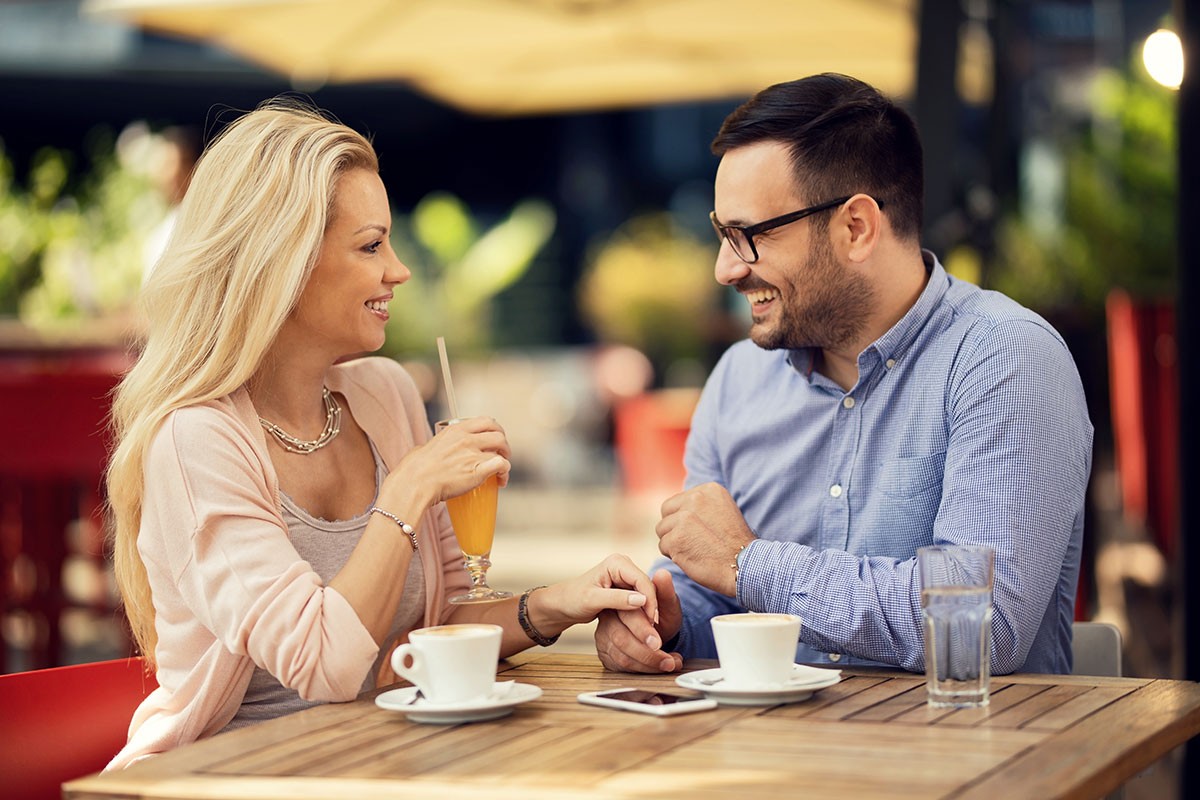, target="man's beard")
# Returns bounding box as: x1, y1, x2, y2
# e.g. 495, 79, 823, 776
747, 238, 874, 352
